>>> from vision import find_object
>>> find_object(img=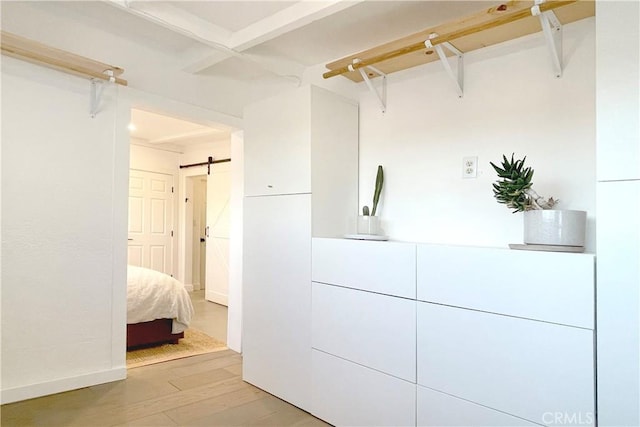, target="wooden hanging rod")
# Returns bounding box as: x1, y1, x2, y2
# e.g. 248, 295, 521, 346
323, 0, 579, 80
1, 31, 128, 86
